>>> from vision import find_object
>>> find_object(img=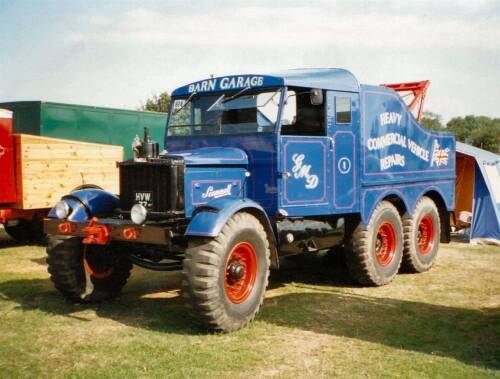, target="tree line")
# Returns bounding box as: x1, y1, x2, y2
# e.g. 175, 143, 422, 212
139, 92, 499, 154
421, 112, 499, 153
